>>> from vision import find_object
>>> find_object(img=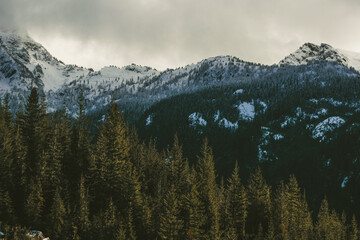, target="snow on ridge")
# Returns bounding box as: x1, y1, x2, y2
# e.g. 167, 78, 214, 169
218, 118, 238, 130
189, 112, 207, 127
312, 116, 345, 142
279, 43, 360, 71
213, 110, 238, 130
